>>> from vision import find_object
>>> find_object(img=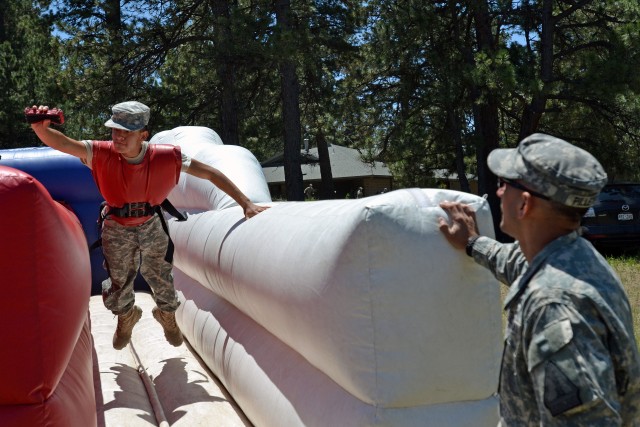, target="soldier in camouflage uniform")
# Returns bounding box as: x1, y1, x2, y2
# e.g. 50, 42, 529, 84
30, 102, 268, 350
438, 133, 640, 425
